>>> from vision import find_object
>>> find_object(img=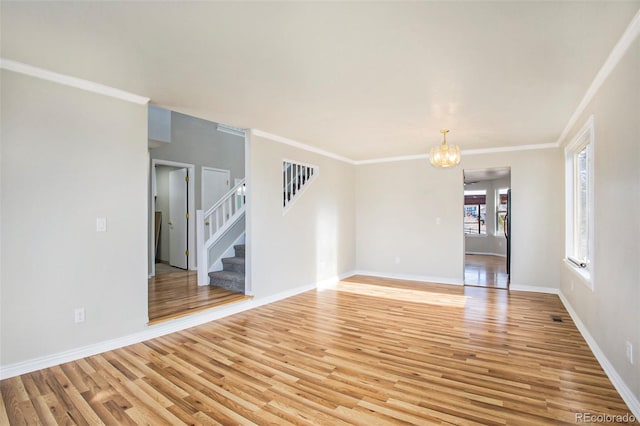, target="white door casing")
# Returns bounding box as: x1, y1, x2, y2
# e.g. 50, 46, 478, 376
169, 168, 188, 269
